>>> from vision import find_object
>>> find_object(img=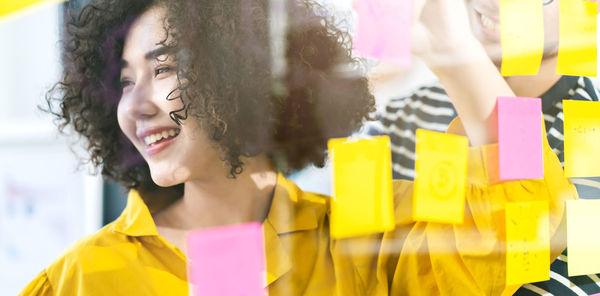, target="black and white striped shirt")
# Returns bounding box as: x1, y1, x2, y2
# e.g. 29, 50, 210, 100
374, 76, 600, 295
